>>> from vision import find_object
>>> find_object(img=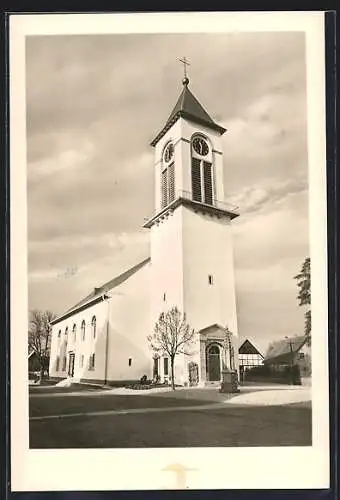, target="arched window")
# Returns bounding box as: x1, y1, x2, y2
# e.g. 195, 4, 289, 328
65, 326, 68, 340
161, 141, 175, 208
191, 135, 214, 205
81, 320, 86, 341
72, 324, 77, 341
91, 316, 96, 339
208, 344, 220, 355
58, 329, 61, 338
